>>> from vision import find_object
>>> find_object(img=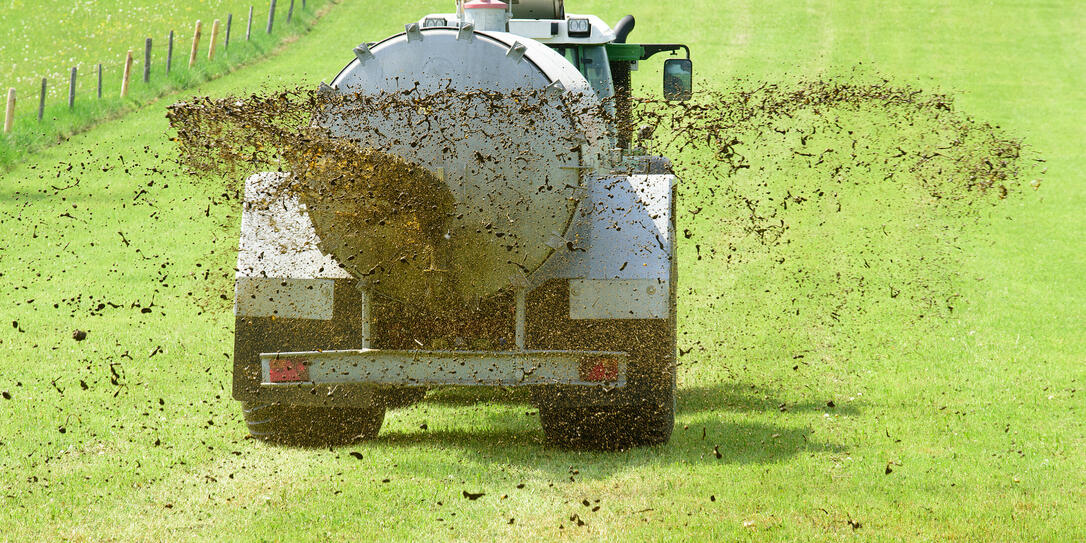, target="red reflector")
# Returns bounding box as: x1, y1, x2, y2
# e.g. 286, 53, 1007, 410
580, 357, 619, 382
269, 358, 310, 383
